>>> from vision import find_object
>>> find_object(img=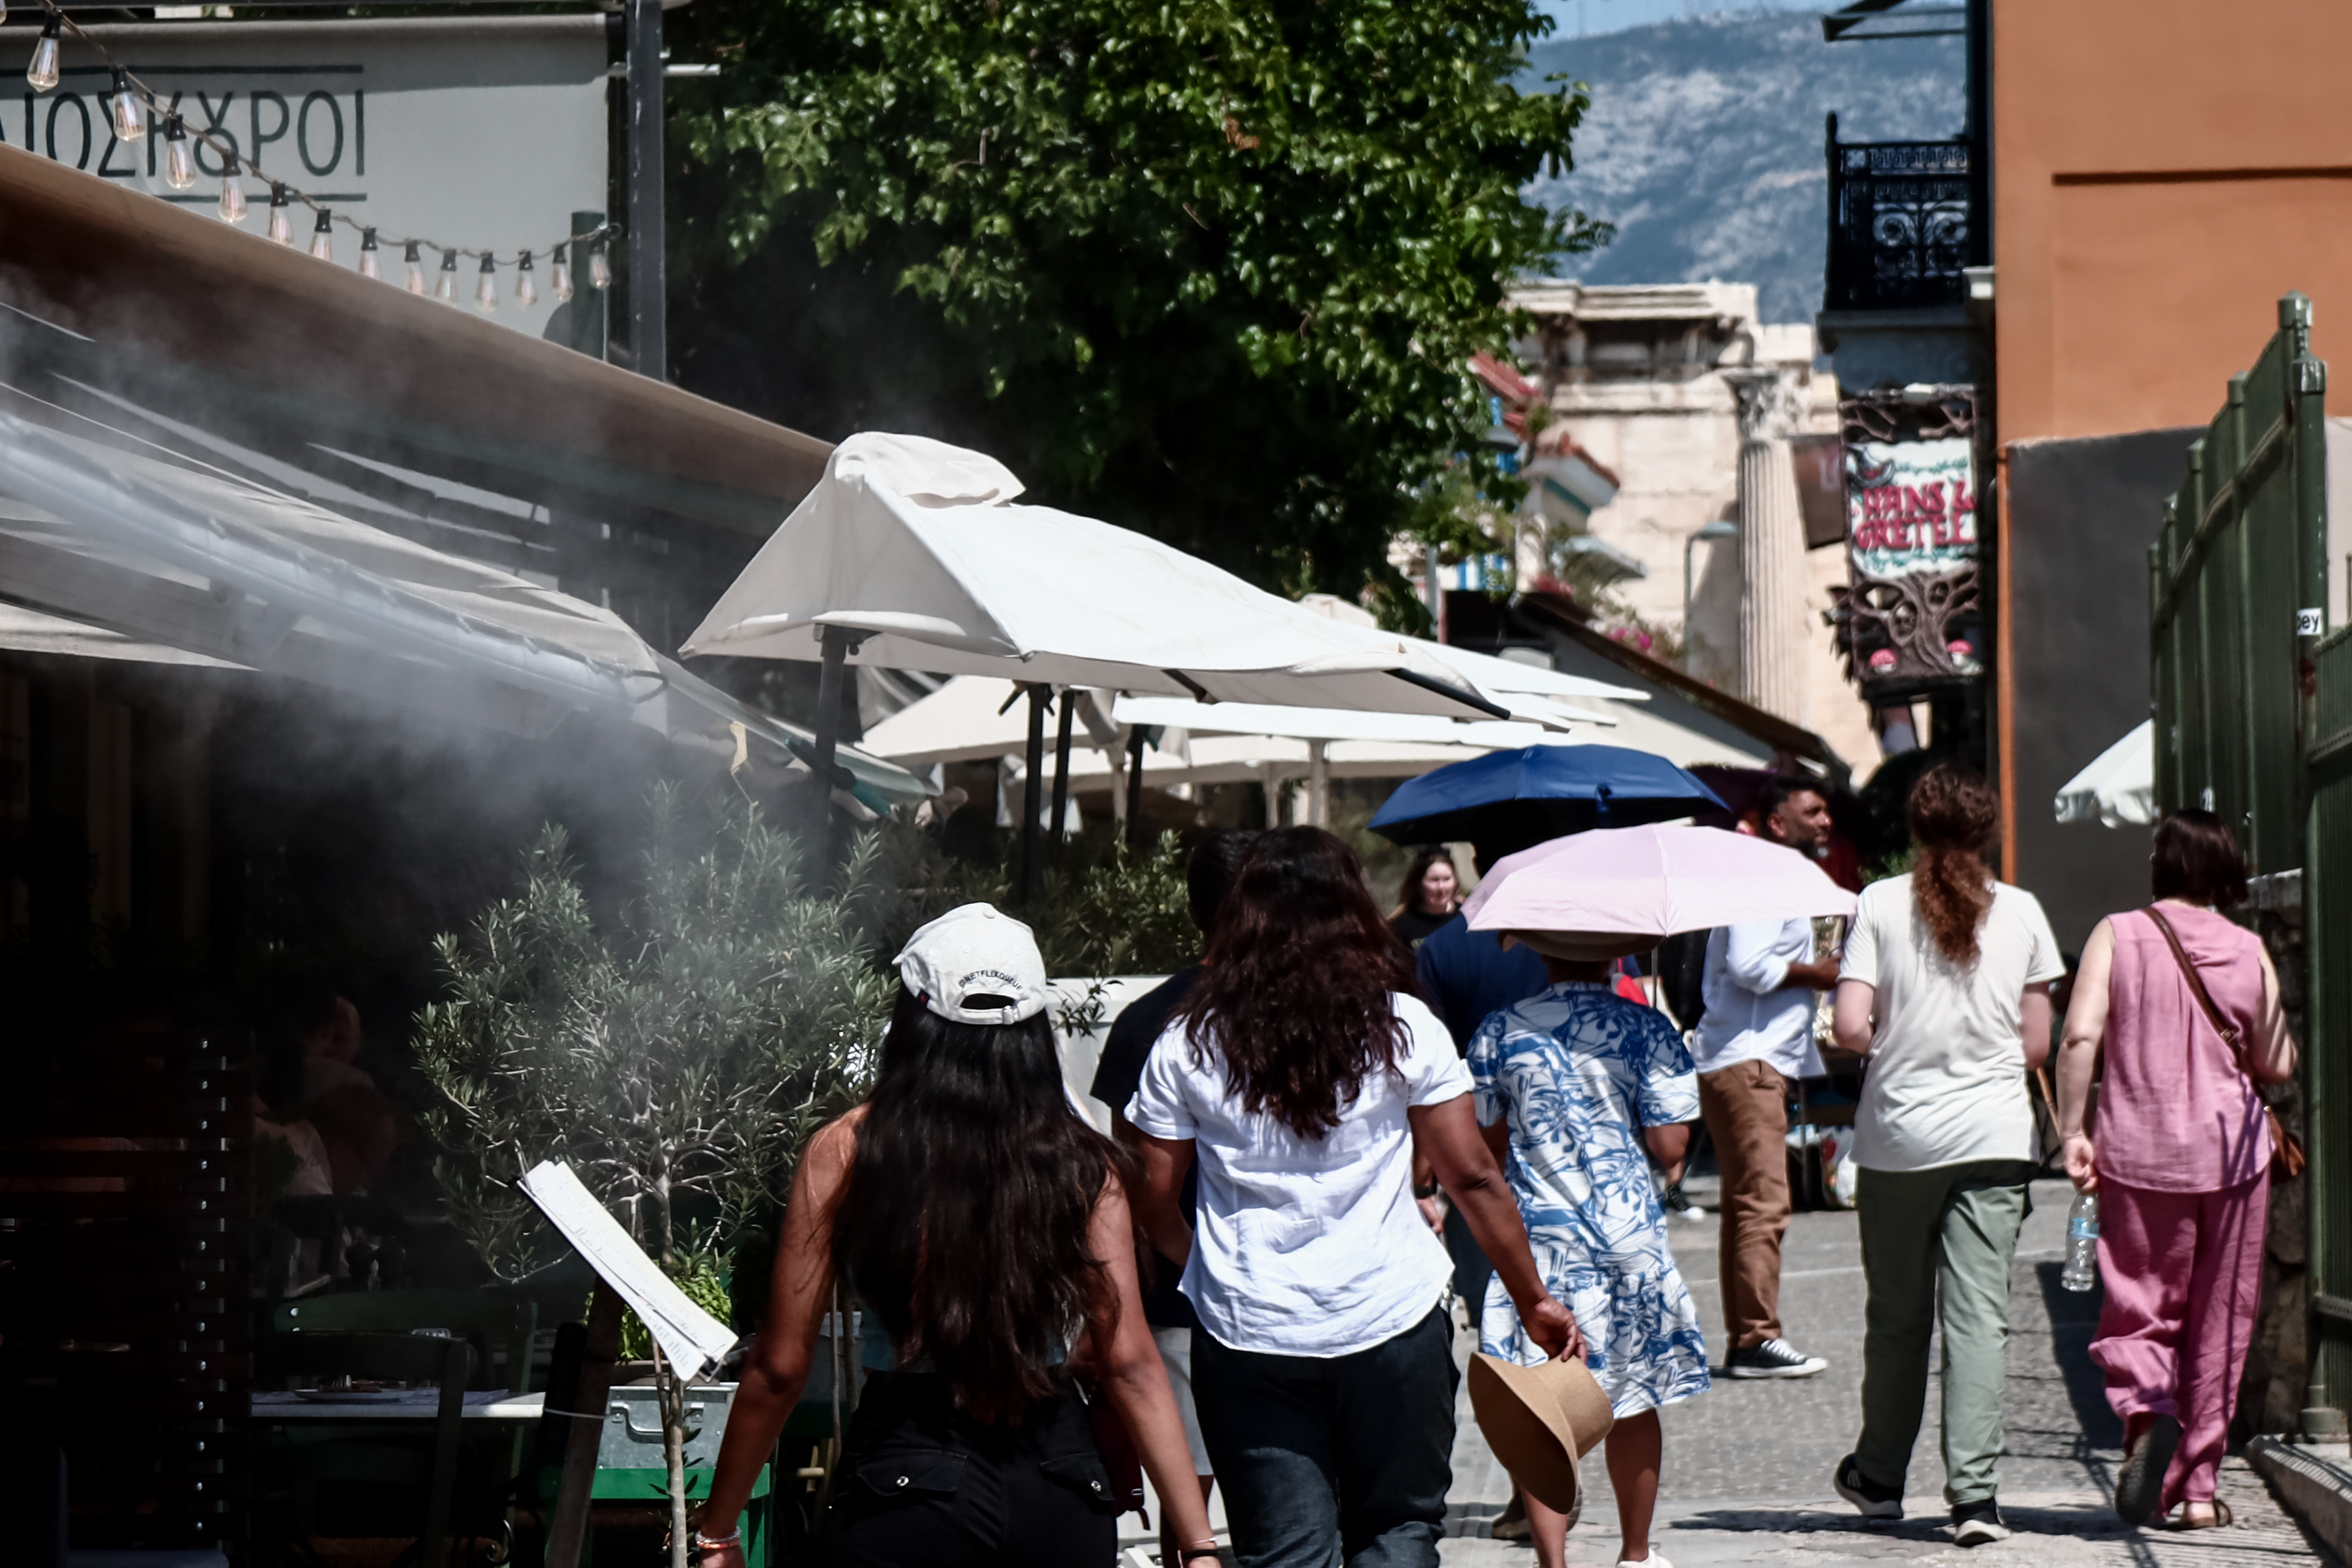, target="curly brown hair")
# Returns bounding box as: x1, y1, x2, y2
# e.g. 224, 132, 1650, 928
1174, 827, 1419, 1140
1906, 763, 2000, 966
